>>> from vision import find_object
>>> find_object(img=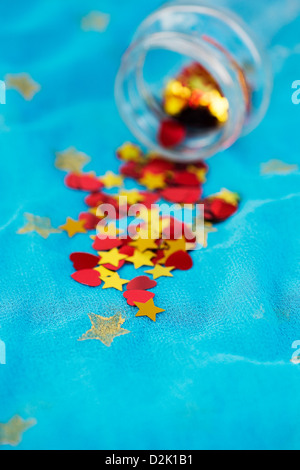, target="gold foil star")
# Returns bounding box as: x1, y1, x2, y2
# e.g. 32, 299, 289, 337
81, 11, 110, 32
100, 171, 123, 189
117, 142, 143, 162
127, 250, 155, 269
134, 298, 165, 322
79, 313, 129, 347
261, 159, 298, 175
164, 237, 187, 257
6, 73, 41, 100
215, 188, 240, 206
139, 172, 166, 190
0, 415, 36, 446
118, 190, 145, 205
94, 266, 114, 279
129, 237, 158, 253
17, 213, 61, 239
97, 223, 123, 237
98, 247, 128, 267
55, 147, 90, 173
102, 273, 129, 291
145, 265, 174, 280
59, 217, 87, 237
